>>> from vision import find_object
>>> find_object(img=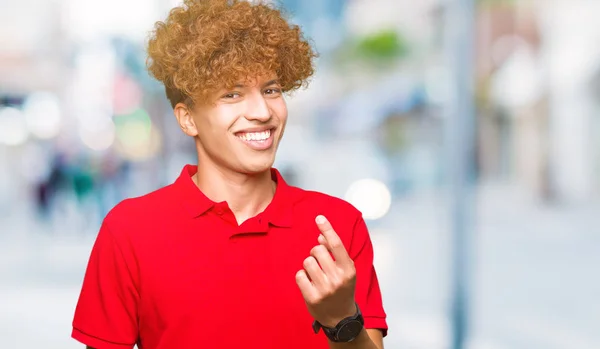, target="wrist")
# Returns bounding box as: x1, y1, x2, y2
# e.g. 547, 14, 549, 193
327, 329, 380, 349
313, 303, 364, 343
321, 303, 358, 328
